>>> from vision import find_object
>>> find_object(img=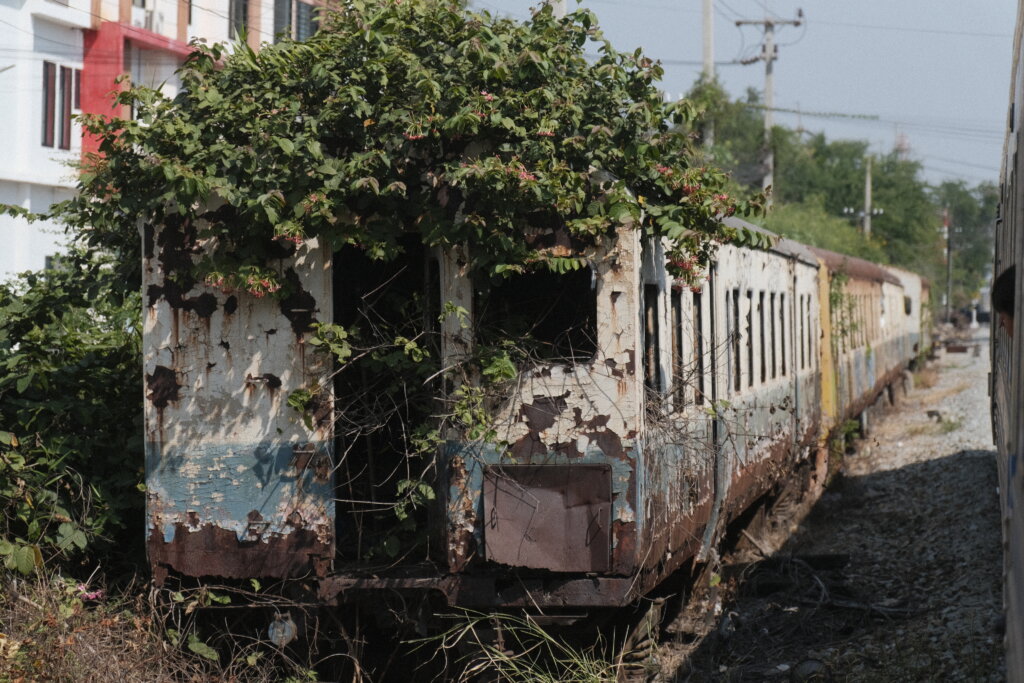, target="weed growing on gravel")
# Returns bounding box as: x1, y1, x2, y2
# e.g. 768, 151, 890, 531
424, 611, 623, 682
940, 417, 963, 433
